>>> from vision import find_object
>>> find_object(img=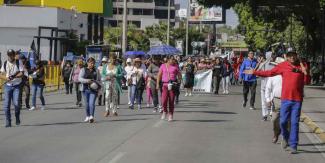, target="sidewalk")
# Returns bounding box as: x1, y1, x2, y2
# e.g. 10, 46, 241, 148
302, 86, 325, 142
